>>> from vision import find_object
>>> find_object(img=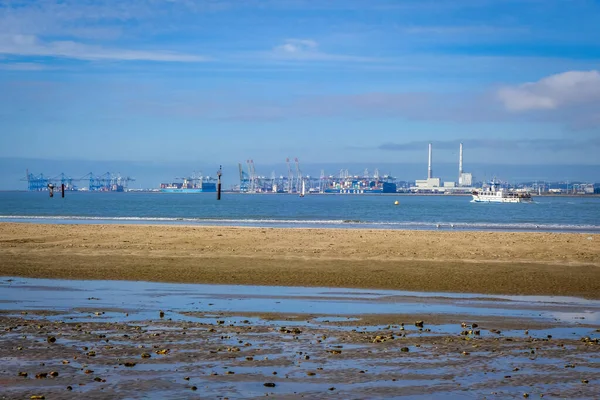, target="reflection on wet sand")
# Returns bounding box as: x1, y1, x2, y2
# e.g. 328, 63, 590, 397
1, 278, 599, 399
